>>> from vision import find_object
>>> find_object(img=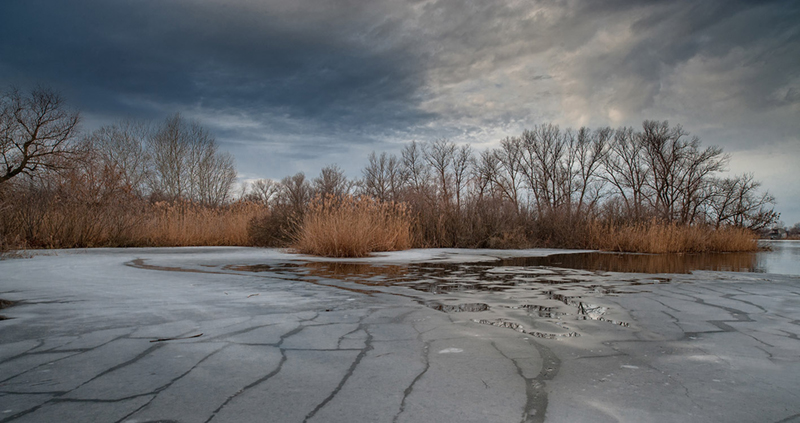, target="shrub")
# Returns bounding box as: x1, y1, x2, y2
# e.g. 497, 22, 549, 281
292, 195, 412, 257
247, 205, 298, 247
